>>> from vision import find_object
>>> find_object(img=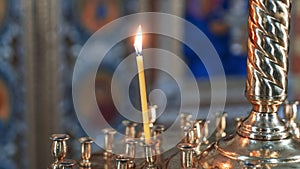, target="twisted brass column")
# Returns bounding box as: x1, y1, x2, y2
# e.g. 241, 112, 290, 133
238, 0, 291, 140
199, 0, 300, 168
